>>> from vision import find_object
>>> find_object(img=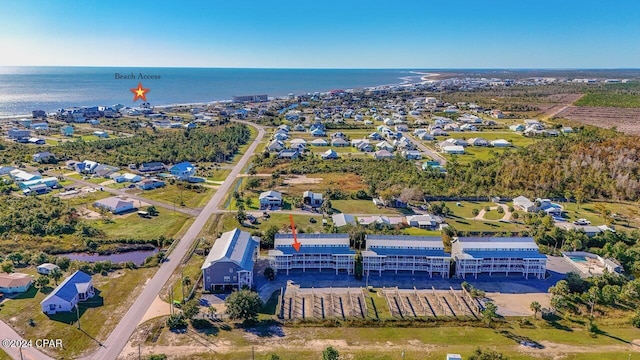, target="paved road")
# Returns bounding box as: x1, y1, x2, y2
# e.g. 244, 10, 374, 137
87, 120, 265, 360
0, 320, 54, 360
60, 177, 200, 217
405, 133, 447, 165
